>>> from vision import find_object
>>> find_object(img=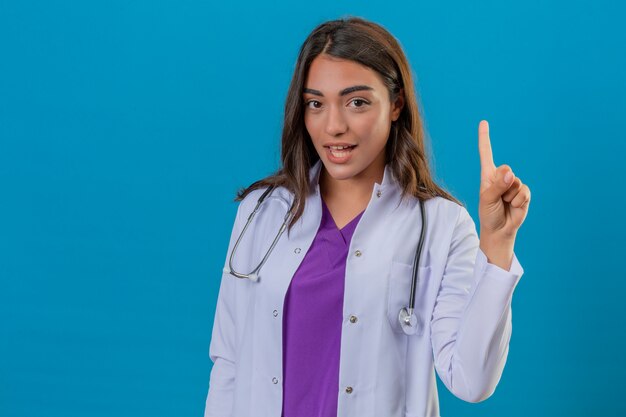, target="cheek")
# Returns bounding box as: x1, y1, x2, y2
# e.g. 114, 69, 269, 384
304, 115, 321, 144
353, 111, 390, 142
